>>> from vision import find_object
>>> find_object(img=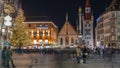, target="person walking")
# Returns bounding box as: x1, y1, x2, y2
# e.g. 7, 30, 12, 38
76, 45, 82, 63
1, 46, 9, 68
8, 46, 15, 68
82, 46, 88, 64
